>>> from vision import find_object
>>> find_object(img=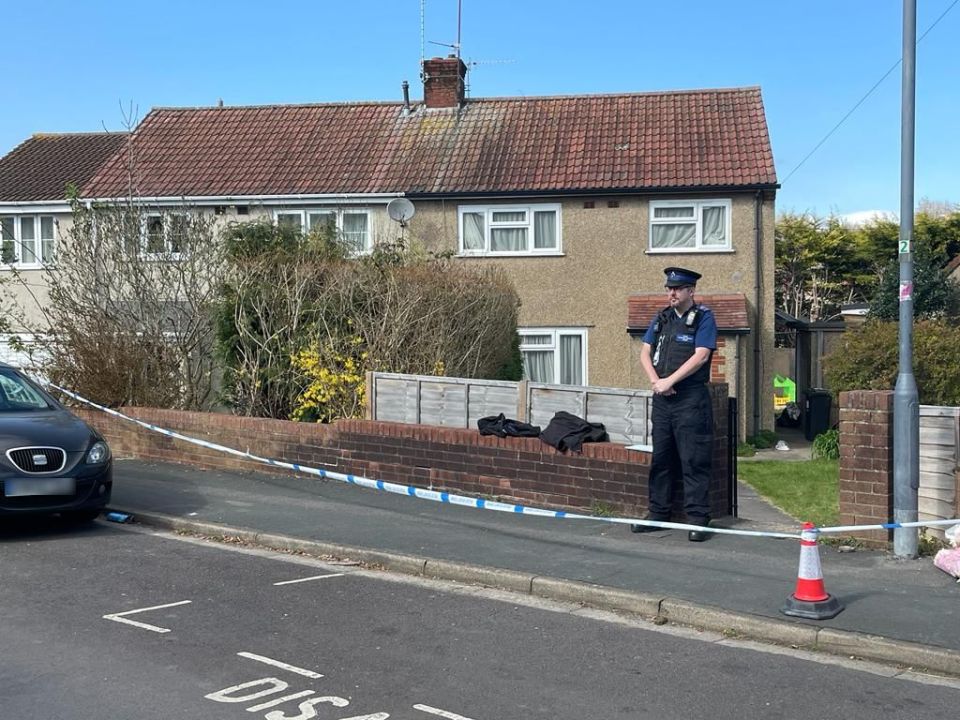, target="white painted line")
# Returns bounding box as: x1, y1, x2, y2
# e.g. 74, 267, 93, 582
103, 600, 192, 634
414, 705, 476, 720
246, 690, 317, 712
237, 651, 325, 679
273, 573, 345, 586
